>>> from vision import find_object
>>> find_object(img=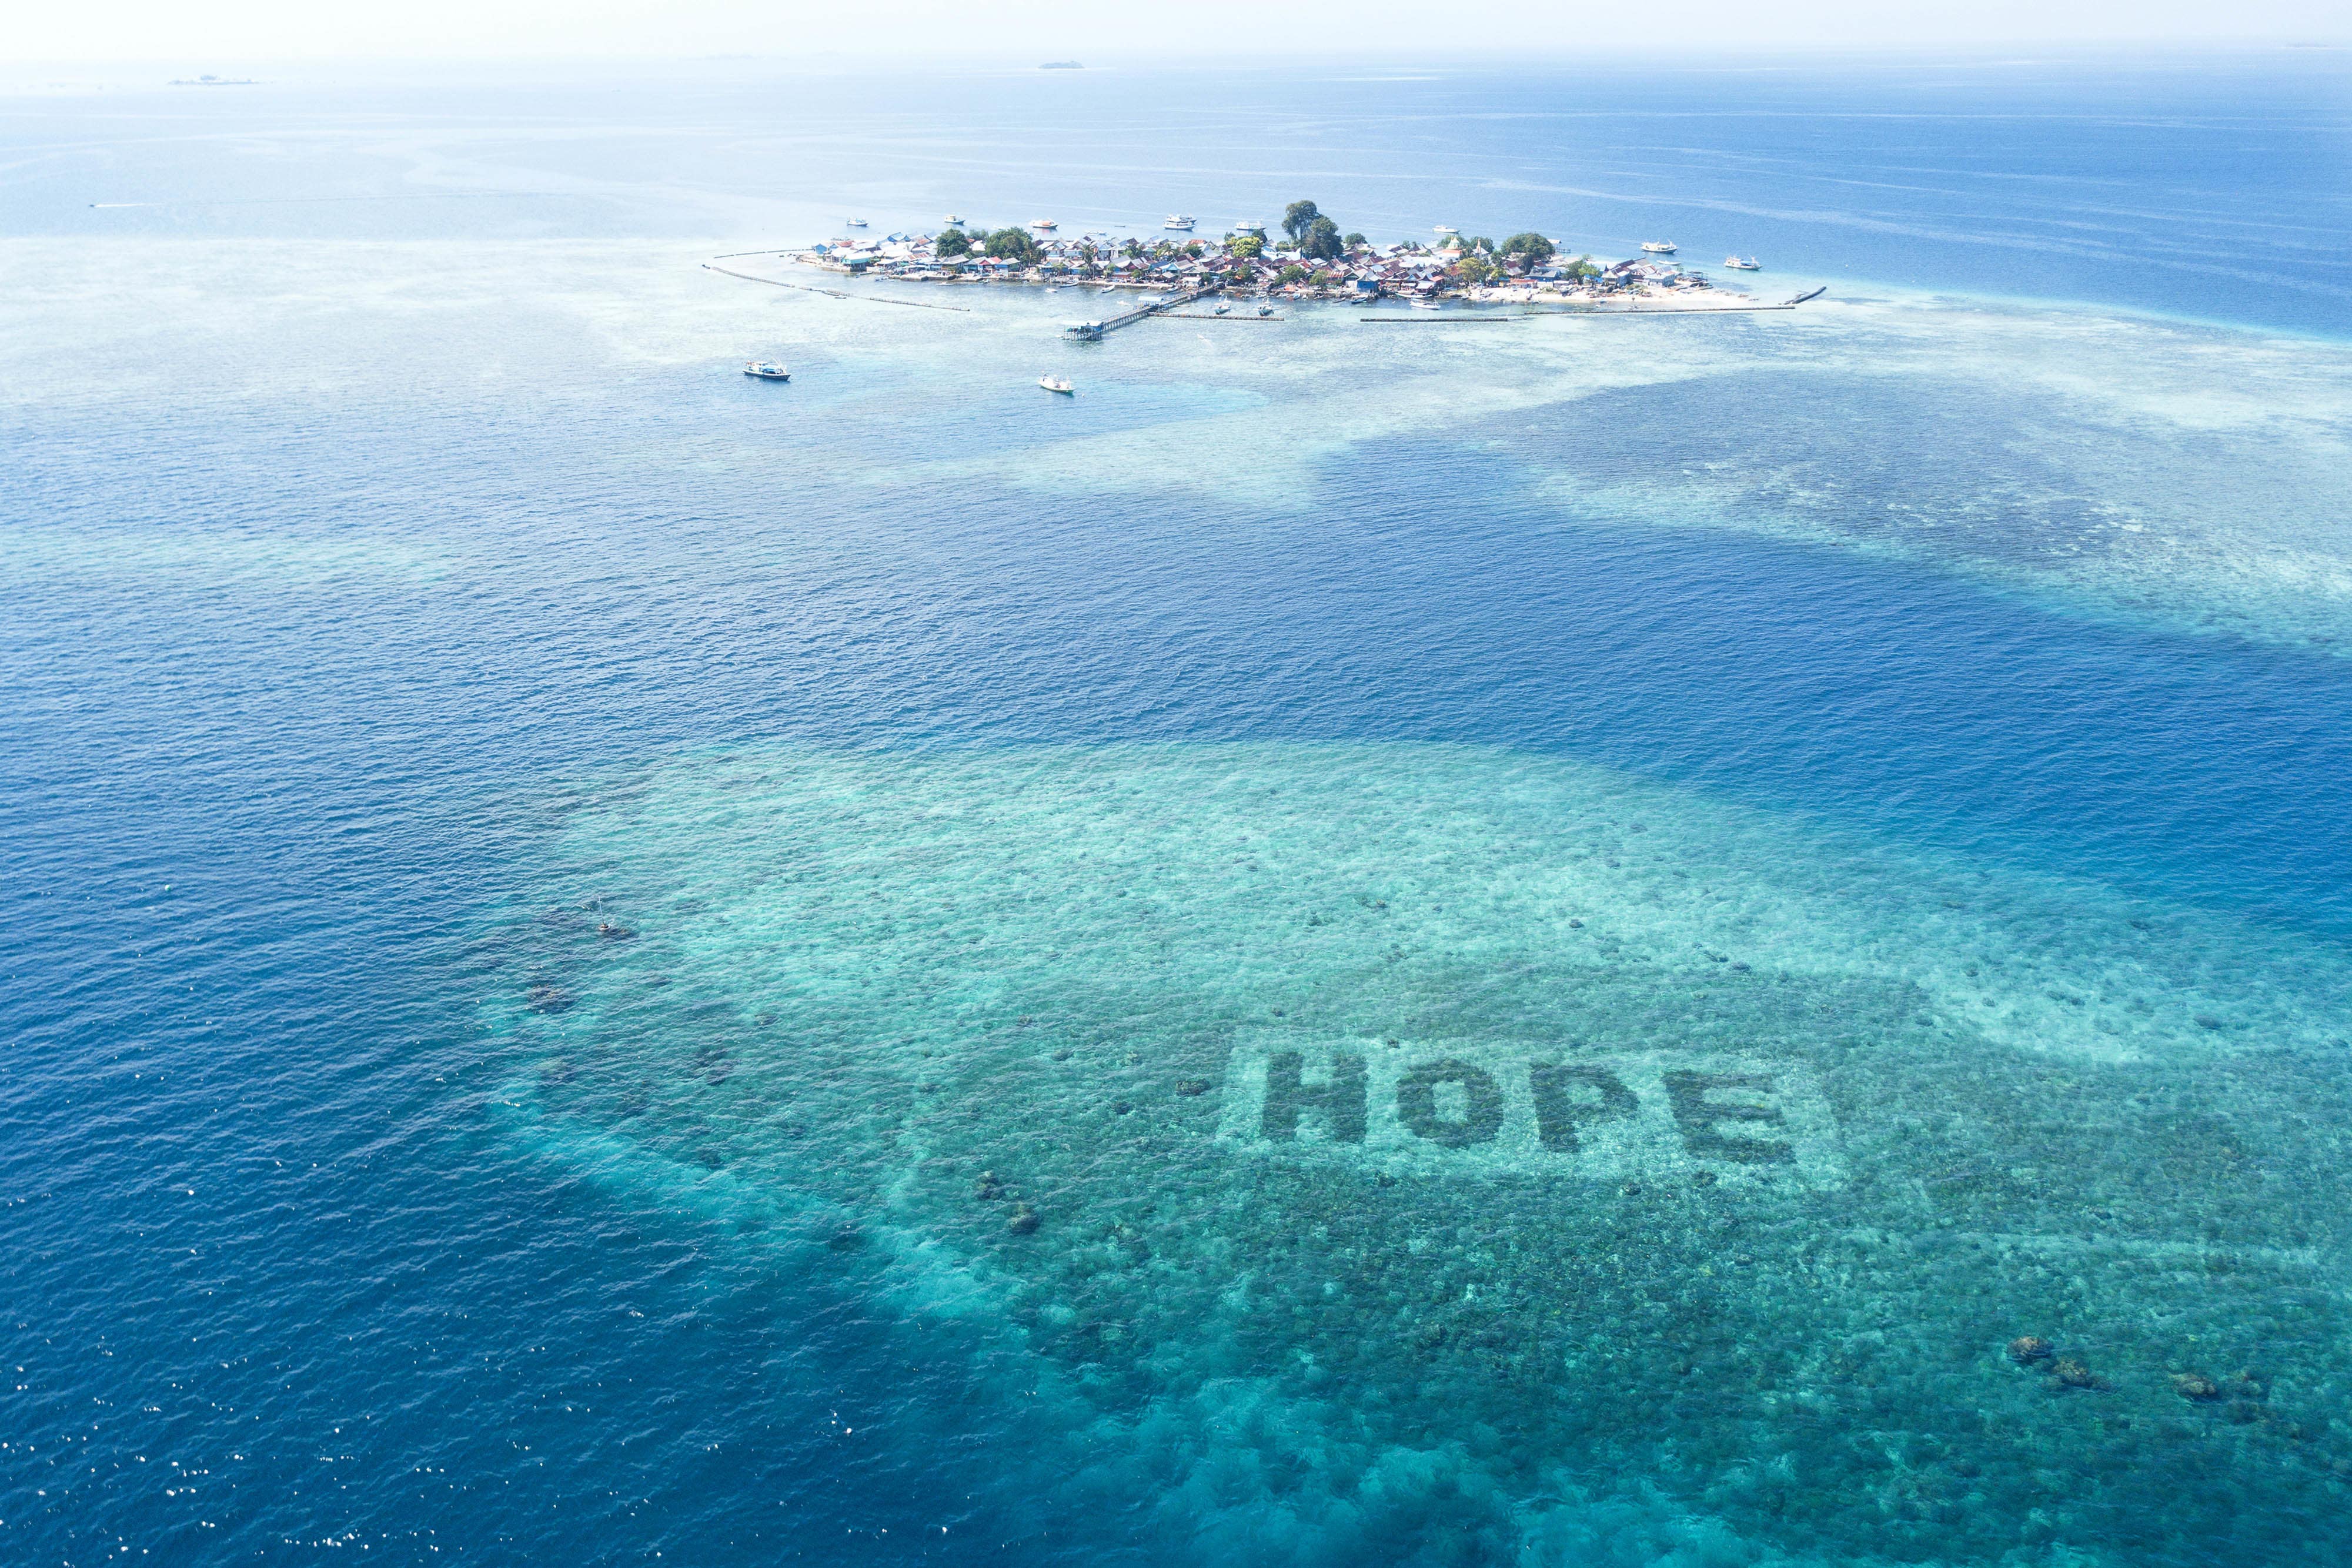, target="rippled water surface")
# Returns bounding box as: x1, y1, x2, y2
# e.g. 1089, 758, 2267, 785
5, 55, 2352, 1566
